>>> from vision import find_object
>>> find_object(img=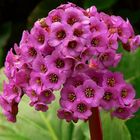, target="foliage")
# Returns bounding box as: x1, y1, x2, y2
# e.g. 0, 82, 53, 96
0, 67, 132, 140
